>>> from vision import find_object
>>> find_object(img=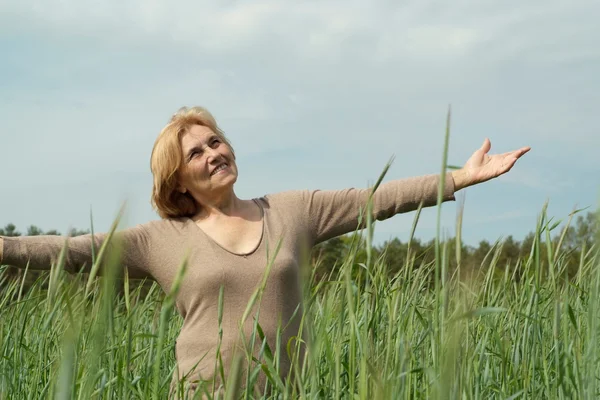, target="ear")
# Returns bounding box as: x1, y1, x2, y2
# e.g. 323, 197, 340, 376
176, 185, 187, 194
